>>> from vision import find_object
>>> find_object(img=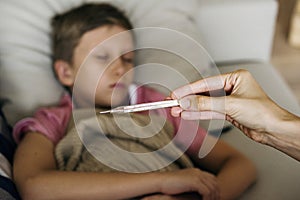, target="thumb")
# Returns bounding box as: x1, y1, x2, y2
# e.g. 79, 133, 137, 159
179, 95, 227, 114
